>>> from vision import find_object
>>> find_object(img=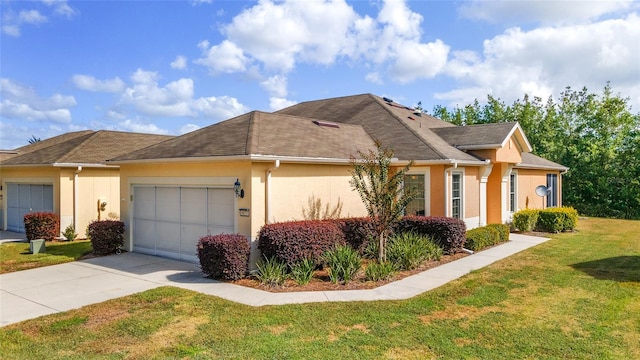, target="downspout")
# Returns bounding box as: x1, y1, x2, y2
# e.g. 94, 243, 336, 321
265, 160, 280, 224
74, 166, 82, 231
